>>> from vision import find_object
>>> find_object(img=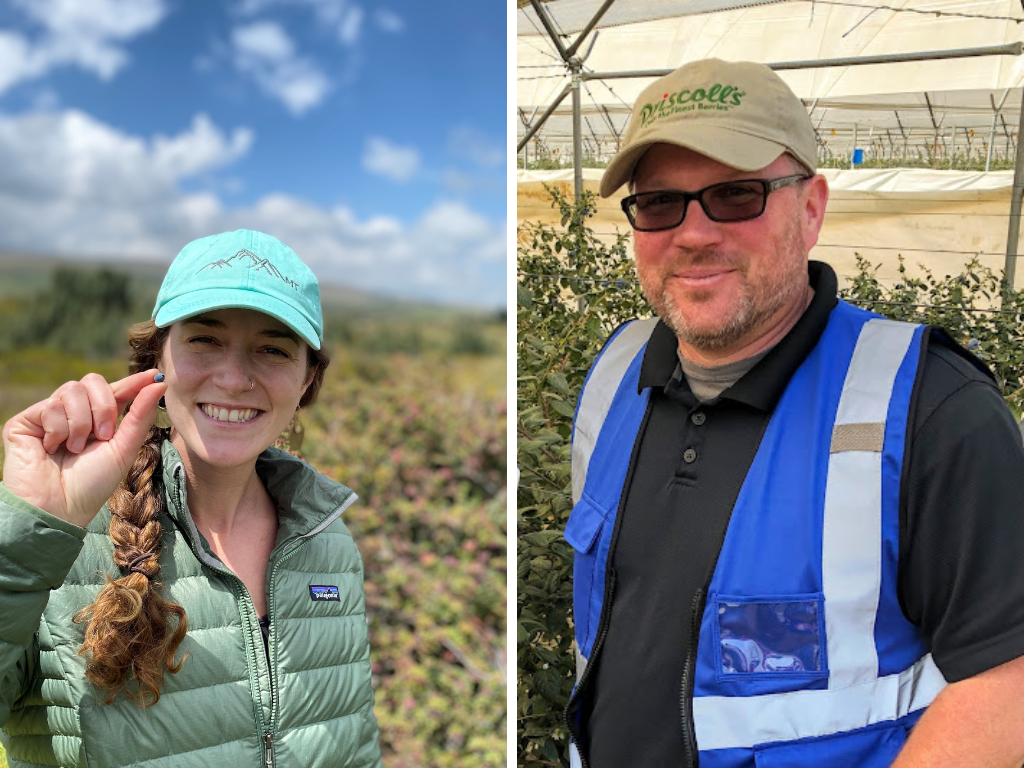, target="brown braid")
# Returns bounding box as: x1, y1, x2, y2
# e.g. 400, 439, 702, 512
73, 319, 330, 706
73, 321, 187, 706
